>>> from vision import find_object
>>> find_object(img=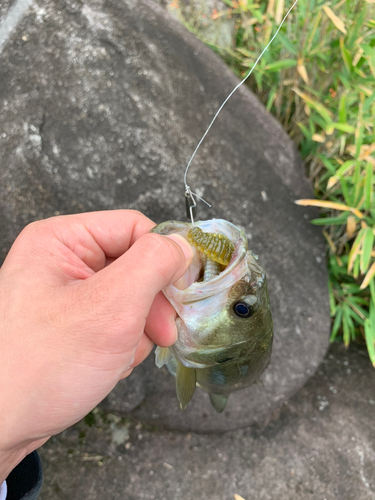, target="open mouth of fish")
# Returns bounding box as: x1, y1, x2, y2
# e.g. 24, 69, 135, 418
151, 219, 273, 412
